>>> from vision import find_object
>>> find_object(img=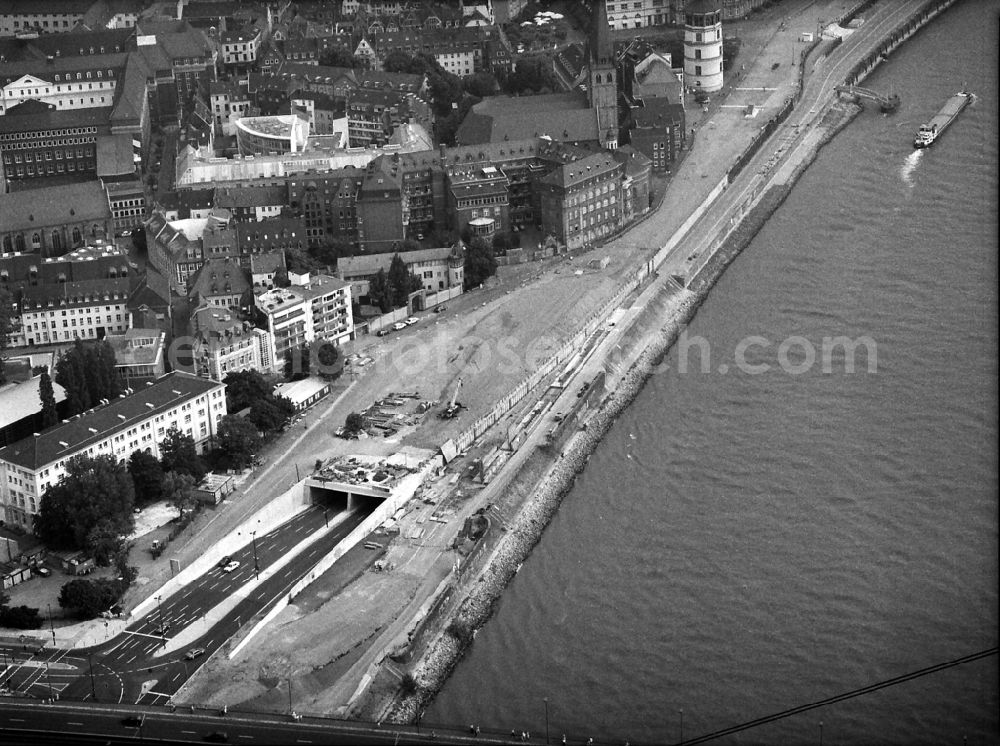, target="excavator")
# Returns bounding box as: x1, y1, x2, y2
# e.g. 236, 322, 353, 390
439, 377, 464, 419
